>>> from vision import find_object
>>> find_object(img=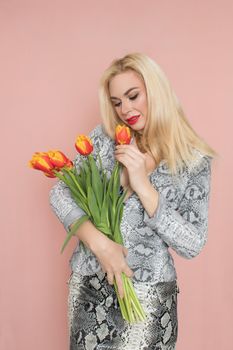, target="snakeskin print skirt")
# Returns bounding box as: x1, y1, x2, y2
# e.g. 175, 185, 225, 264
67, 270, 180, 350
